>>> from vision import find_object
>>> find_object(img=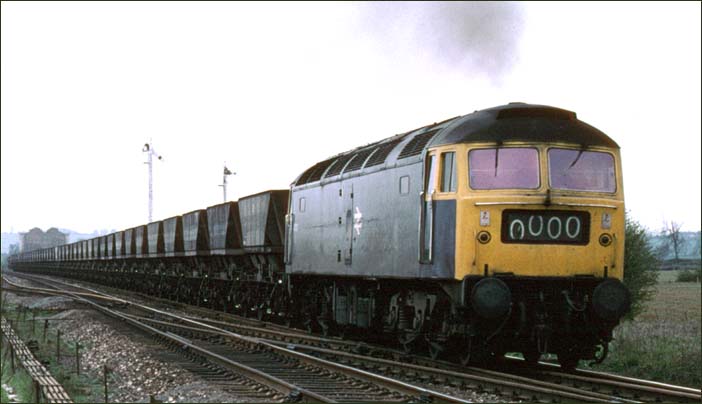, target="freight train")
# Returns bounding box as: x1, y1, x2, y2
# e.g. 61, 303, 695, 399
9, 102, 631, 369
